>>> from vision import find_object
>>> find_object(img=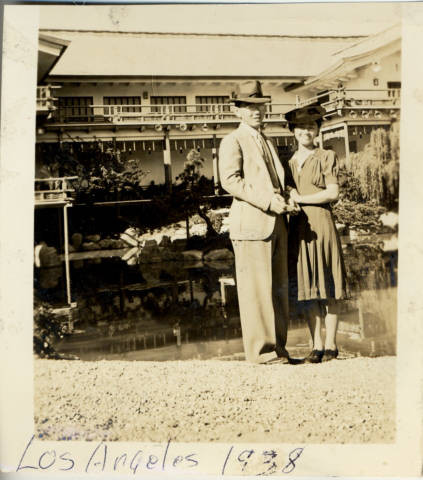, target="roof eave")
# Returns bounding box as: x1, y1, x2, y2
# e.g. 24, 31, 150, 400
294, 37, 401, 92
